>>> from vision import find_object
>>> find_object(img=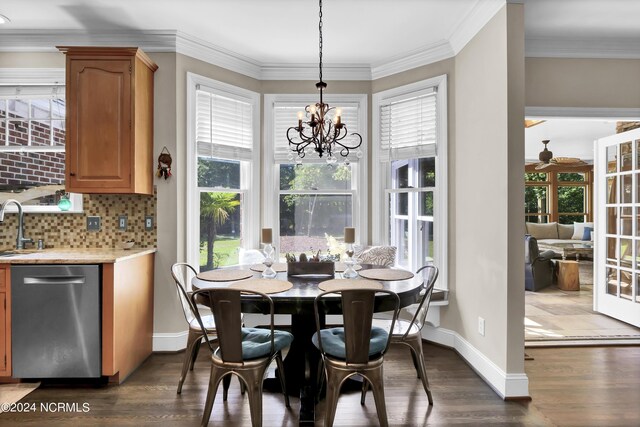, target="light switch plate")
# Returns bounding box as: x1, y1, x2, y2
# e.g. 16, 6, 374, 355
87, 216, 101, 231
145, 215, 154, 231
118, 215, 128, 231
